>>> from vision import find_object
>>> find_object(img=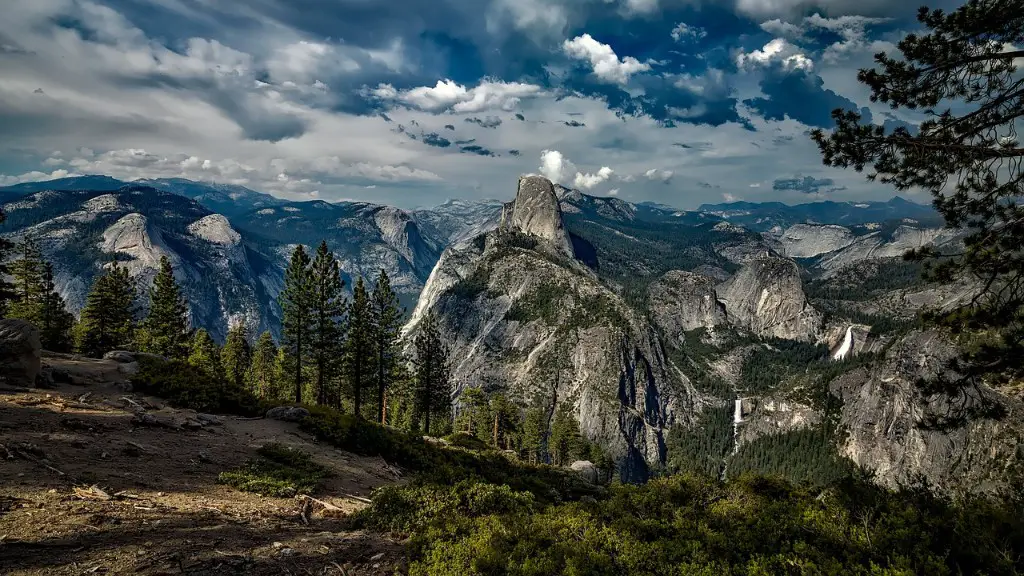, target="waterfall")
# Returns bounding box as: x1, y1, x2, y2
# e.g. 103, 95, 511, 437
832, 325, 854, 361
733, 398, 743, 424
731, 398, 743, 456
